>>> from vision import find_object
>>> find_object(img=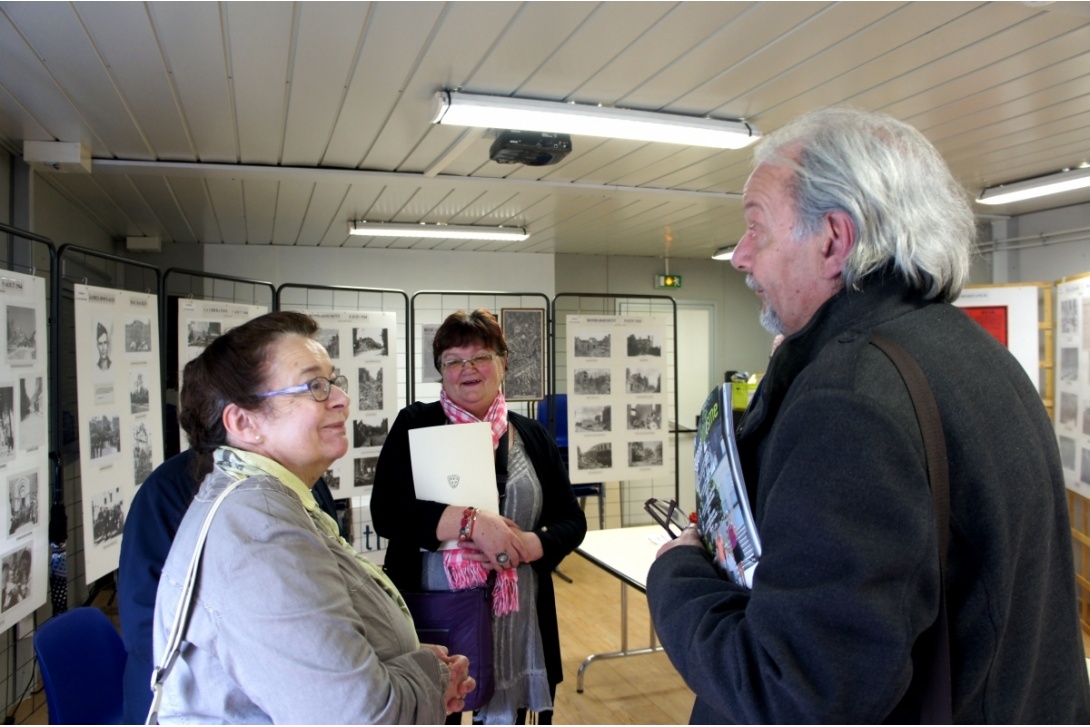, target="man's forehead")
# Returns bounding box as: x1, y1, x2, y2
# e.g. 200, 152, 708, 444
743, 163, 793, 207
